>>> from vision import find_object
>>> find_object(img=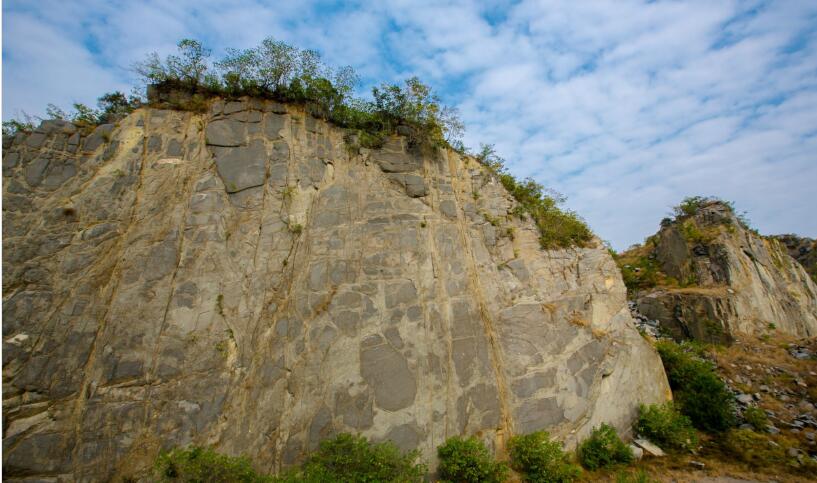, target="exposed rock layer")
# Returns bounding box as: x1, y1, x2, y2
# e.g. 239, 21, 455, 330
772, 234, 817, 285
634, 202, 817, 341
2, 101, 667, 480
